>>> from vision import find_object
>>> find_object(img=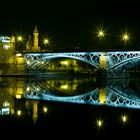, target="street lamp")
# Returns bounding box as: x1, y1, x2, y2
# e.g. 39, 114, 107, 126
15, 35, 24, 52
44, 38, 49, 45
17, 36, 23, 42
97, 28, 105, 50
97, 29, 105, 38
43, 38, 50, 51
121, 32, 130, 45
